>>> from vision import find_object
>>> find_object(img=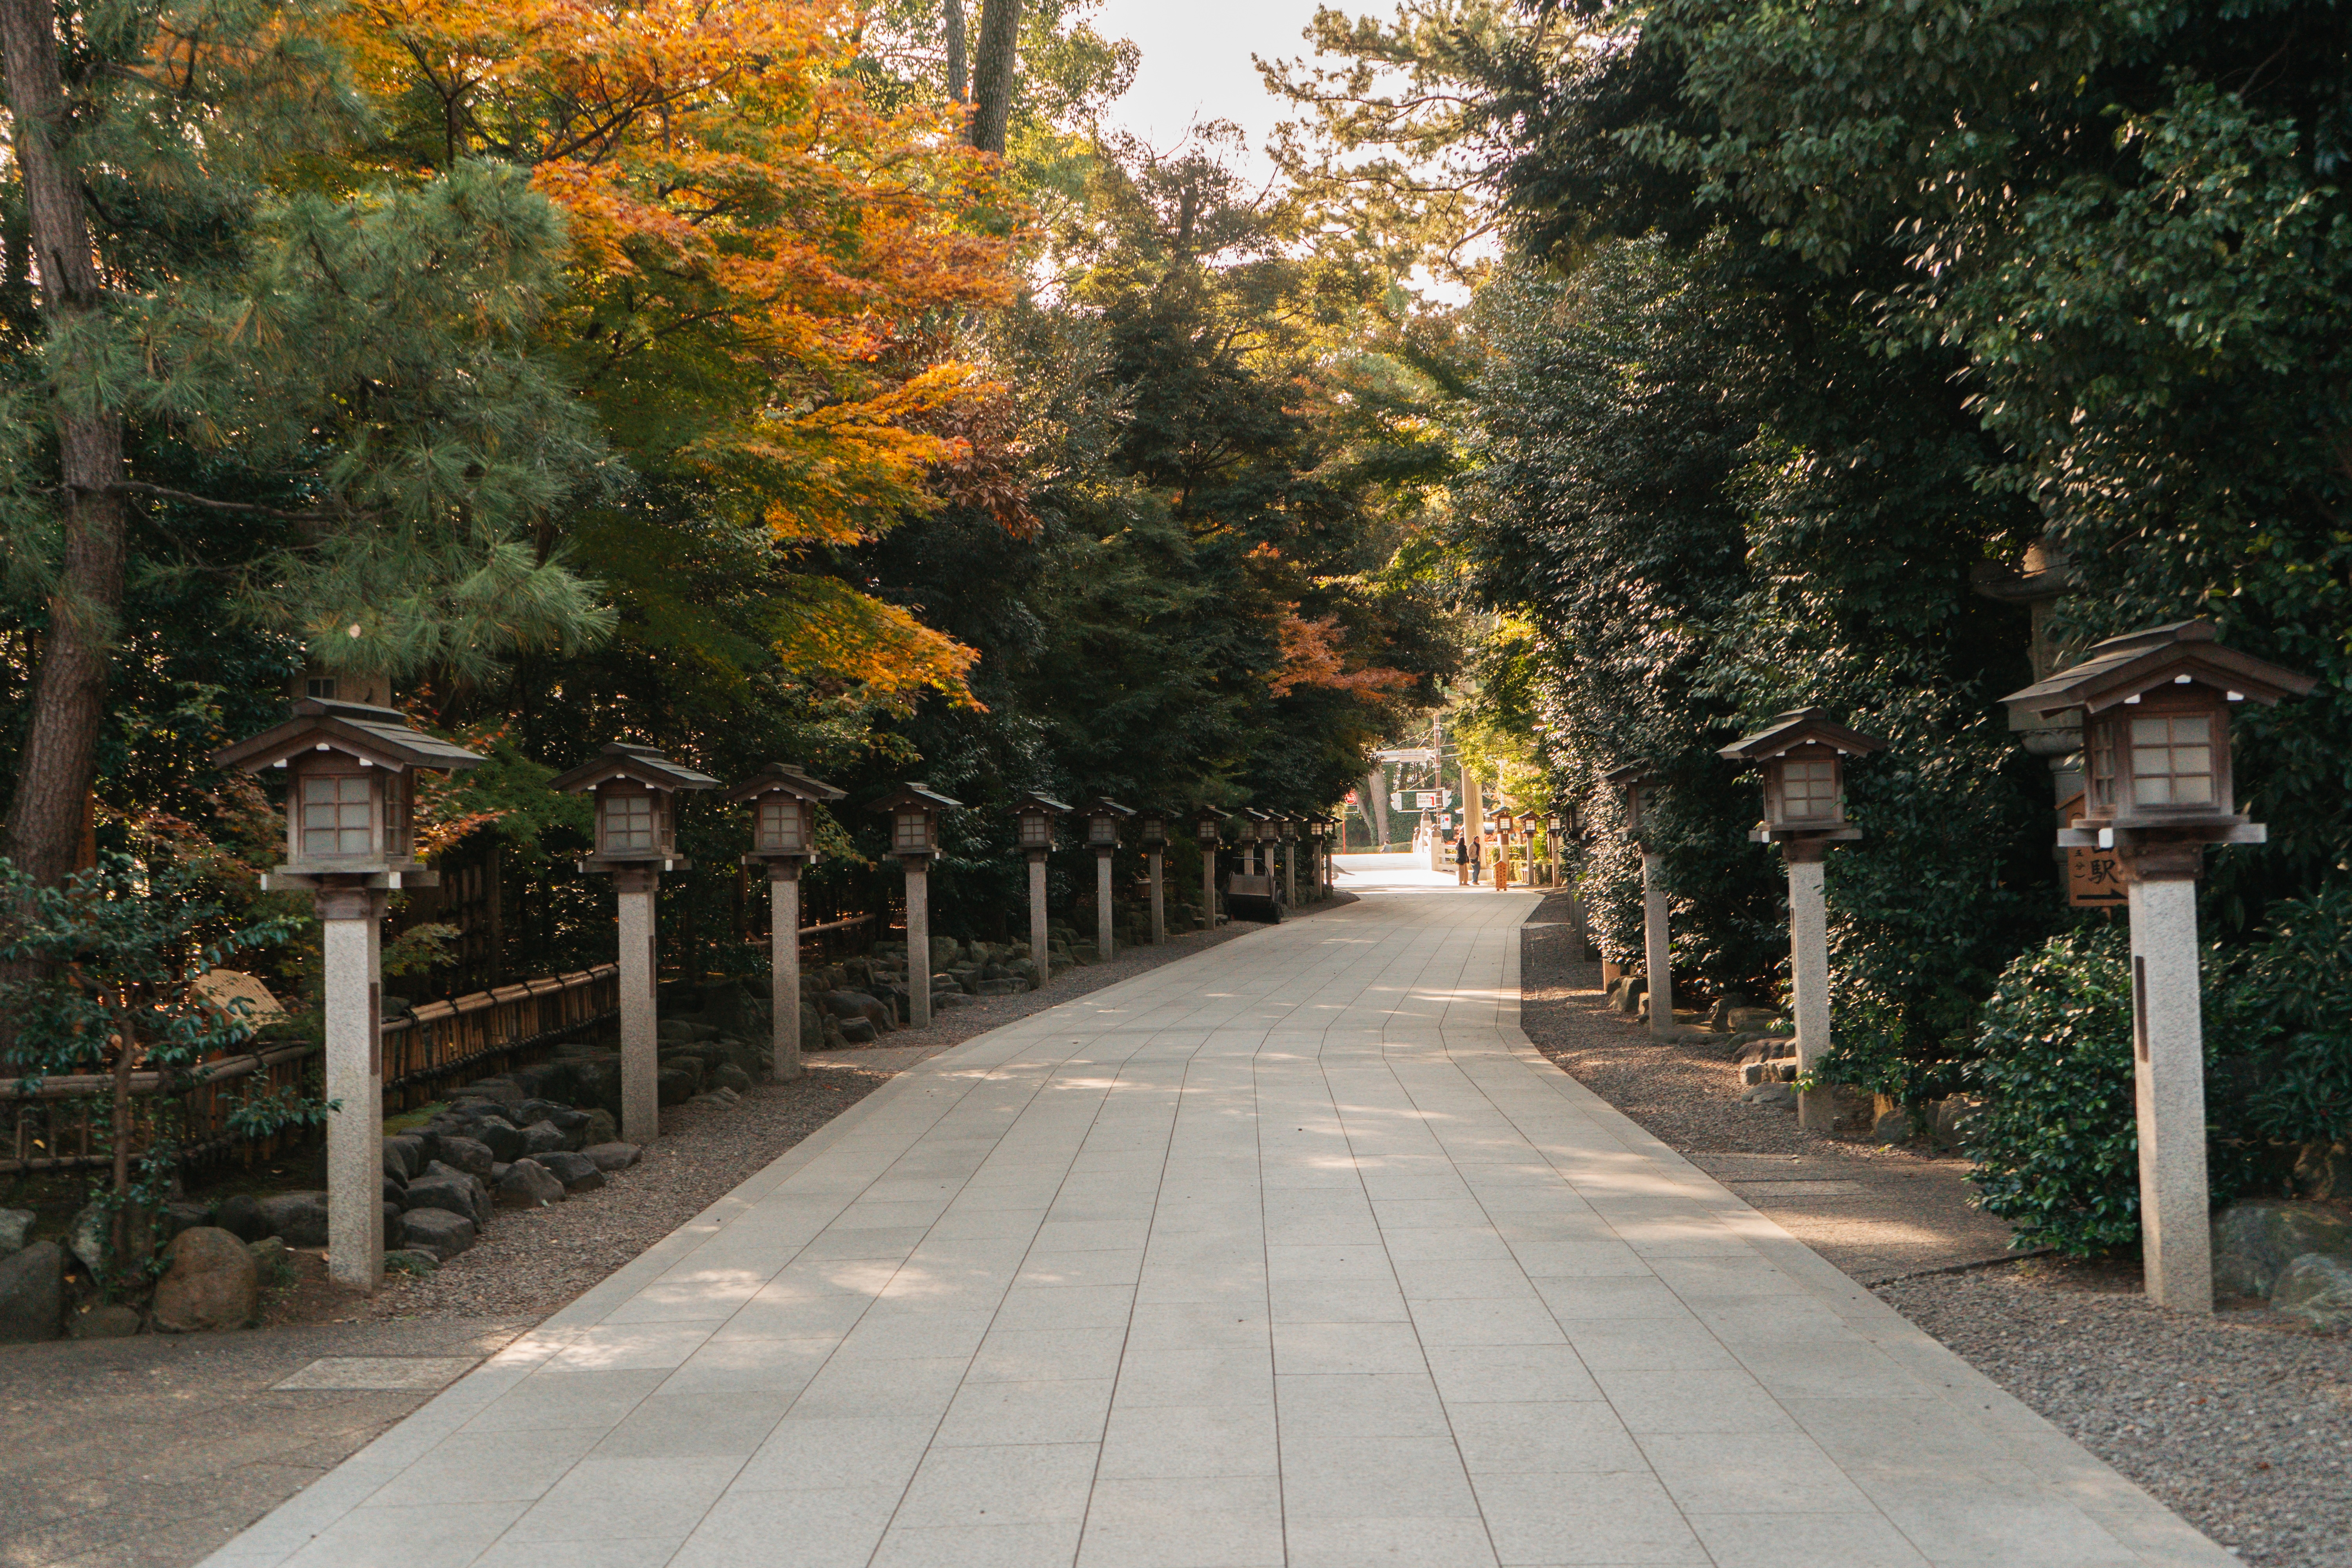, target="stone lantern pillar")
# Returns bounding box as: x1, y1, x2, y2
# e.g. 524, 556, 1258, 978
1080, 799, 1135, 960
1604, 765, 1670, 1035
1195, 808, 1226, 931
1138, 813, 1169, 942
2006, 620, 2313, 1312
874, 783, 962, 1025
216, 699, 484, 1291
1012, 793, 1071, 988
722, 764, 845, 1082
1277, 815, 1300, 907
1721, 711, 1888, 1131
550, 744, 719, 1142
